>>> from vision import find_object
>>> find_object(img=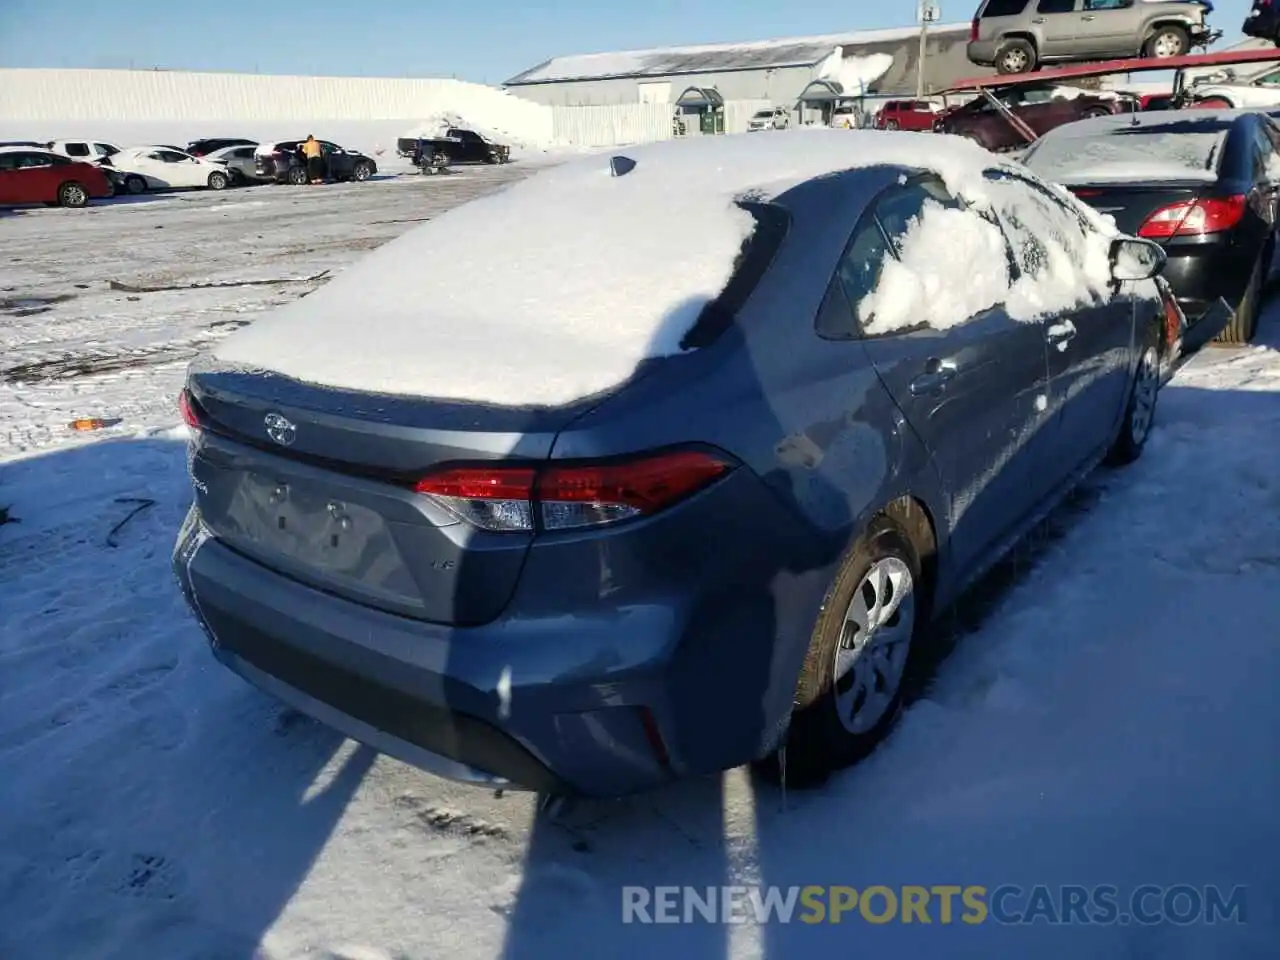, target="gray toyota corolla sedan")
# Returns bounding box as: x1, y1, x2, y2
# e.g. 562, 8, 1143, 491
173, 132, 1170, 797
